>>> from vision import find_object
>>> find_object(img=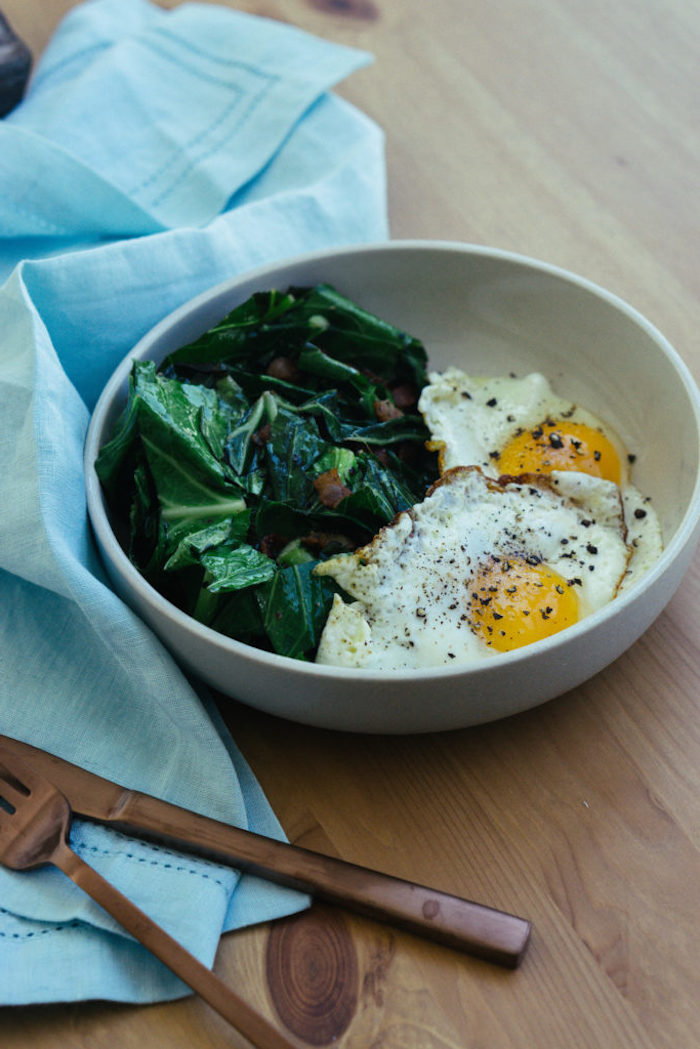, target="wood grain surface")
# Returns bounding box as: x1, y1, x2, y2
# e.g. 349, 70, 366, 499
2, 2, 699, 1047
